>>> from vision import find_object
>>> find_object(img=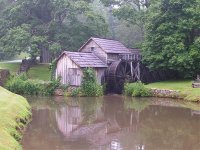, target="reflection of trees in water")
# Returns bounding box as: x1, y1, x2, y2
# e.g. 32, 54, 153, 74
181, 101, 200, 111
136, 107, 200, 150
54, 97, 200, 150
124, 98, 151, 112
22, 108, 61, 149
55, 97, 105, 141
80, 97, 103, 124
